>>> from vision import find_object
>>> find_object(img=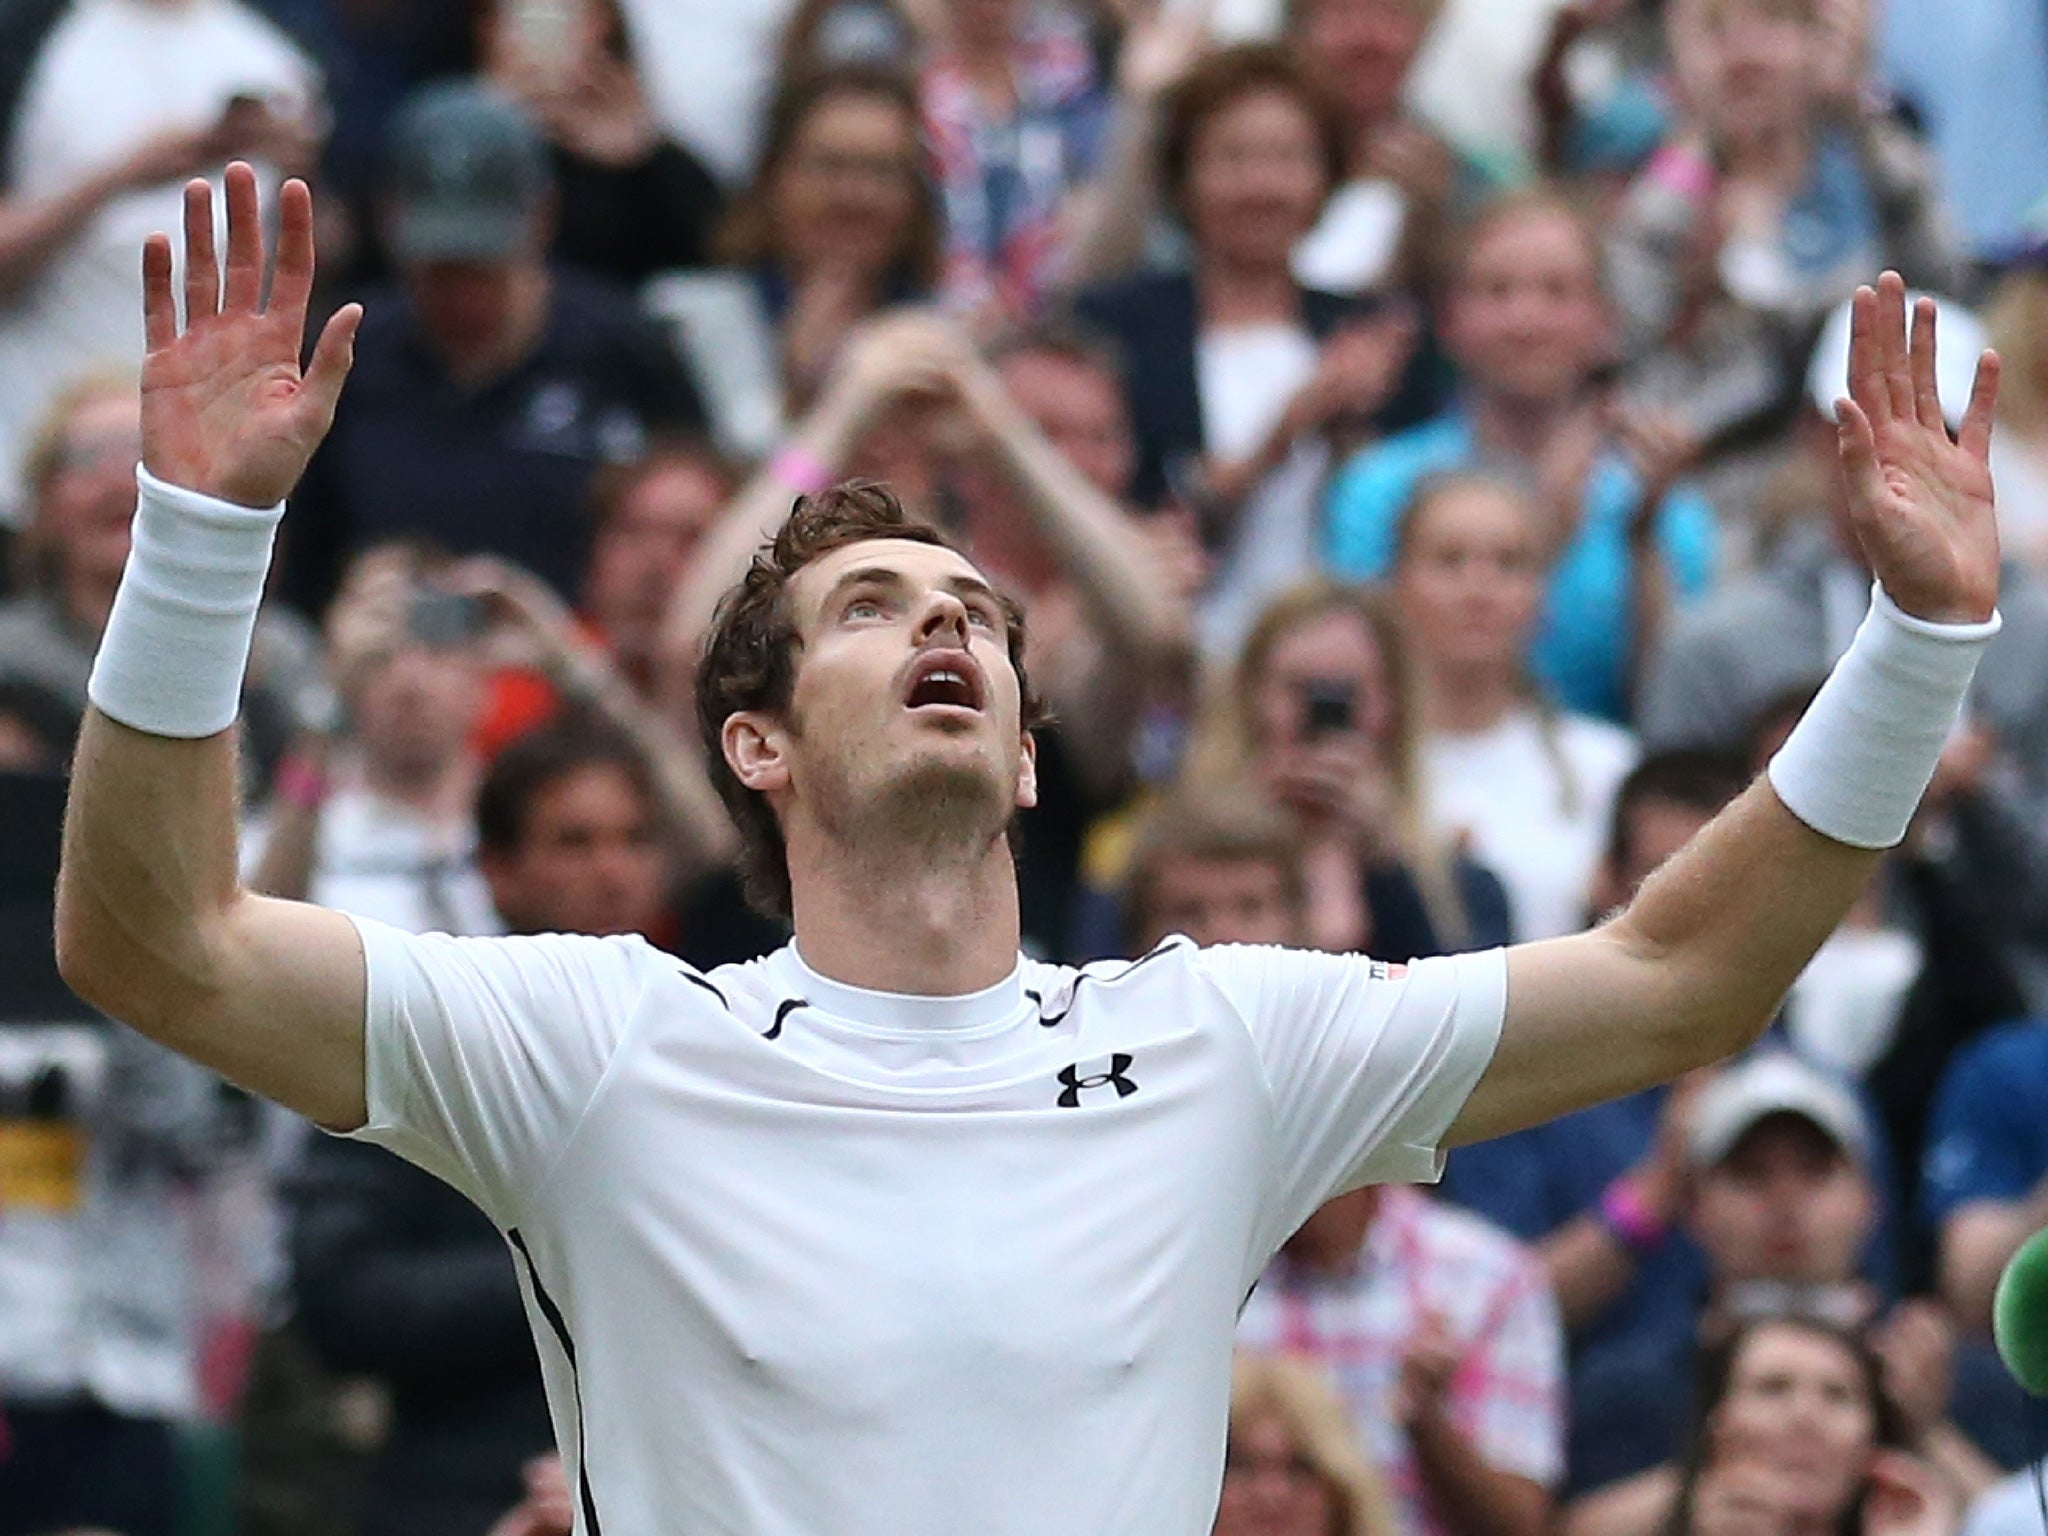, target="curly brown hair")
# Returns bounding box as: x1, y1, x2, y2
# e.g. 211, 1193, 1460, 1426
1158, 43, 1348, 225
694, 482, 1049, 919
